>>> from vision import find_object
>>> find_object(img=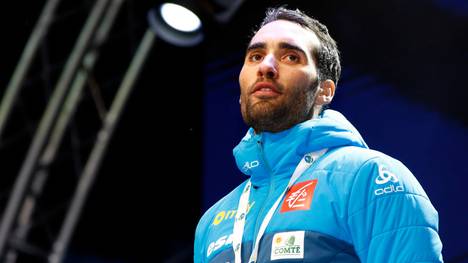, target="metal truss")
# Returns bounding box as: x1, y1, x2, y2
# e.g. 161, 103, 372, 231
0, 0, 155, 262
